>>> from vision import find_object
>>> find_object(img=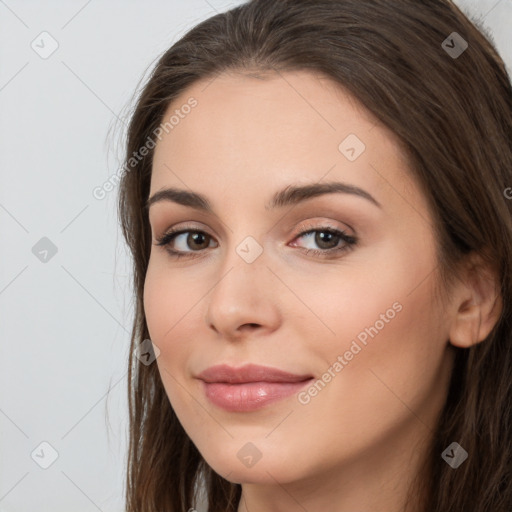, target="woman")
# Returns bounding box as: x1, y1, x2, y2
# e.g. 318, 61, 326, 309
118, 0, 512, 510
